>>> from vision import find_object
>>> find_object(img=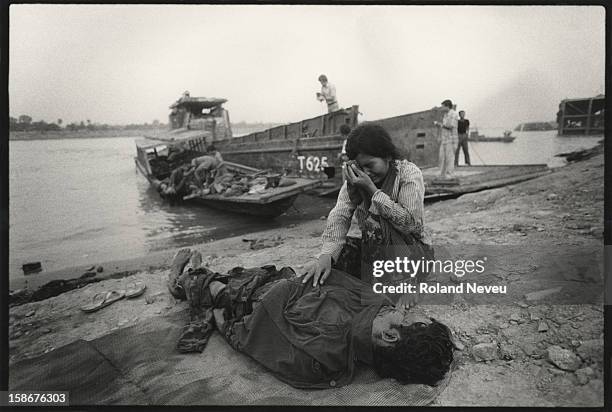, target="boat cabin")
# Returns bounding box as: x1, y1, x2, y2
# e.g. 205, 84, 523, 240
168, 95, 233, 142
557, 95, 605, 136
